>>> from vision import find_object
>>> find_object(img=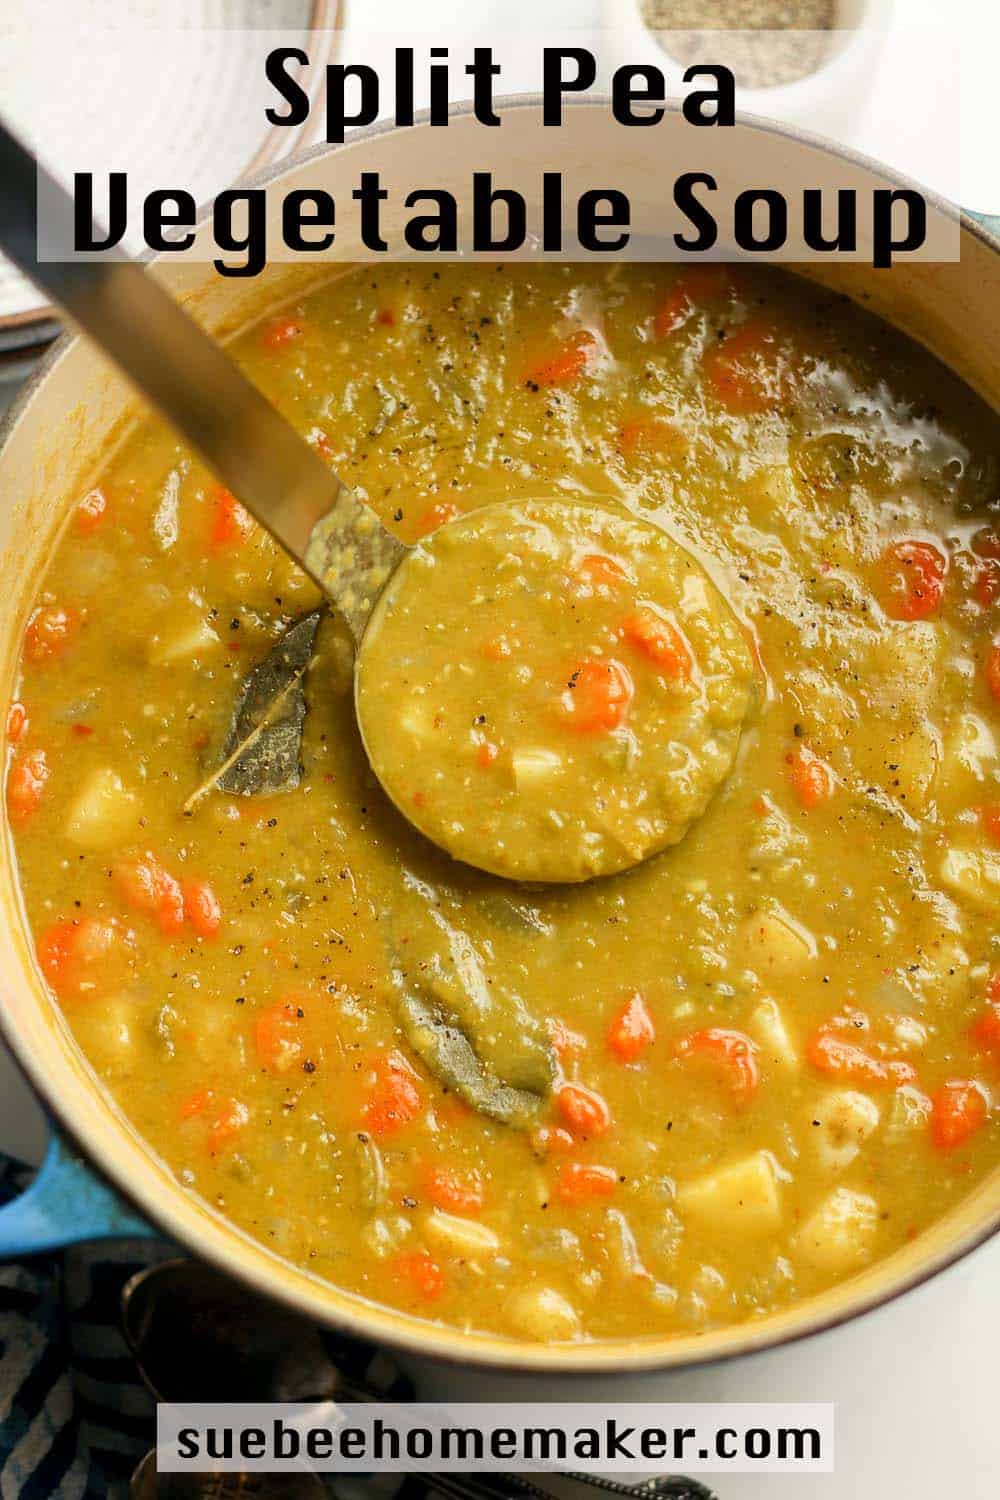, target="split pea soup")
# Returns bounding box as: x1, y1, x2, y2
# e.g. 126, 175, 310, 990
8, 261, 1000, 1345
